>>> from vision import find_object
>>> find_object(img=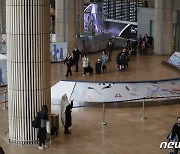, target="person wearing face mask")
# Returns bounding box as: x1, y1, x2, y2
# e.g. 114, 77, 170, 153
170, 117, 180, 154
